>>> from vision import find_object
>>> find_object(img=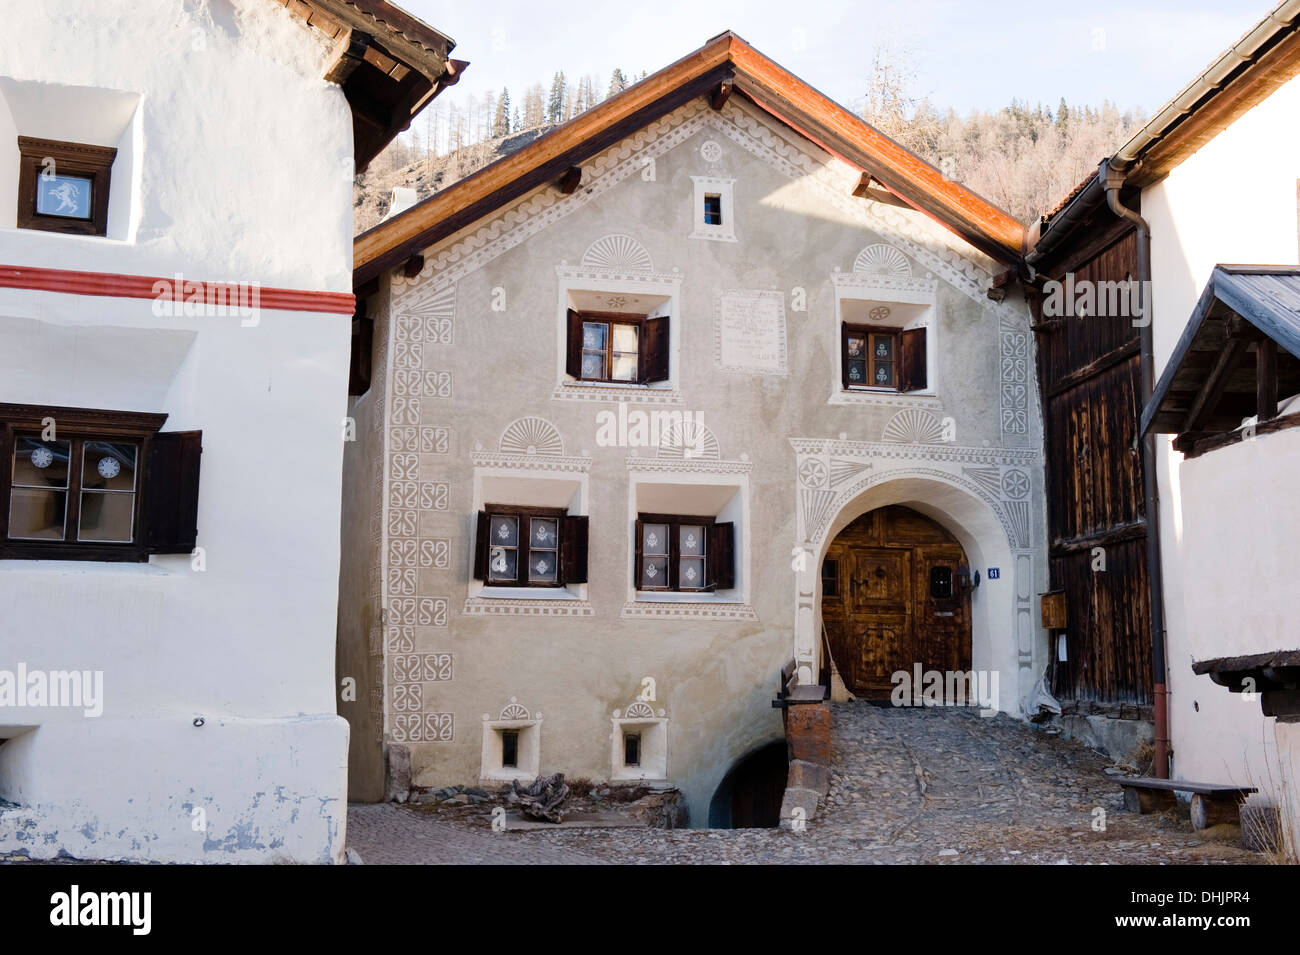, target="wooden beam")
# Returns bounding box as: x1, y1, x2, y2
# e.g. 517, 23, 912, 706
851, 173, 912, 209
558, 165, 582, 195
324, 29, 368, 85
1046, 339, 1140, 398
1177, 408, 1300, 459
401, 254, 424, 279
1258, 337, 1278, 421
1183, 337, 1247, 433
709, 80, 734, 110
